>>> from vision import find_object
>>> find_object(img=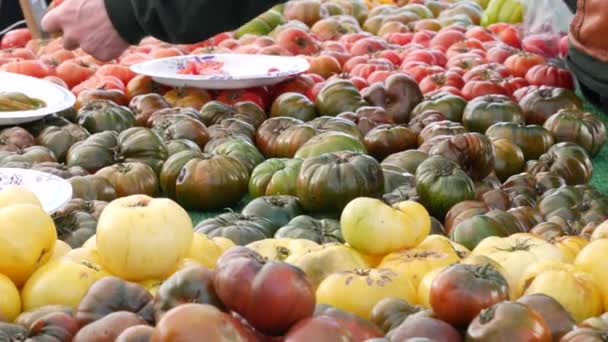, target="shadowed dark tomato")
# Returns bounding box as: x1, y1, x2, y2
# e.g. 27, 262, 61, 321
466, 301, 551, 342
430, 263, 510, 327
